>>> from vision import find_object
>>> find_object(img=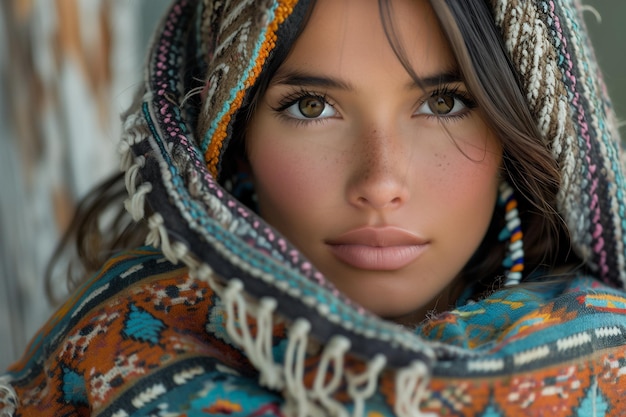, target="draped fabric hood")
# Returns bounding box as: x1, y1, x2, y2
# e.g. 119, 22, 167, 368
3, 1, 626, 416
126, 0, 626, 292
